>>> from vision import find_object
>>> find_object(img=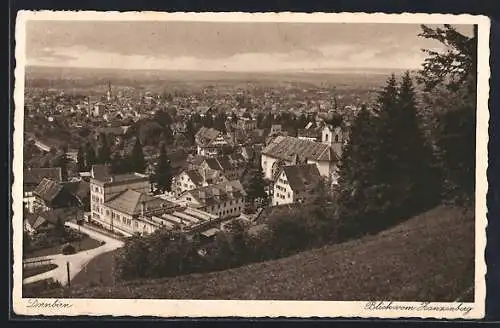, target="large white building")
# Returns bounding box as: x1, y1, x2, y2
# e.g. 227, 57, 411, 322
89, 170, 219, 236
261, 124, 345, 183
89, 171, 150, 229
